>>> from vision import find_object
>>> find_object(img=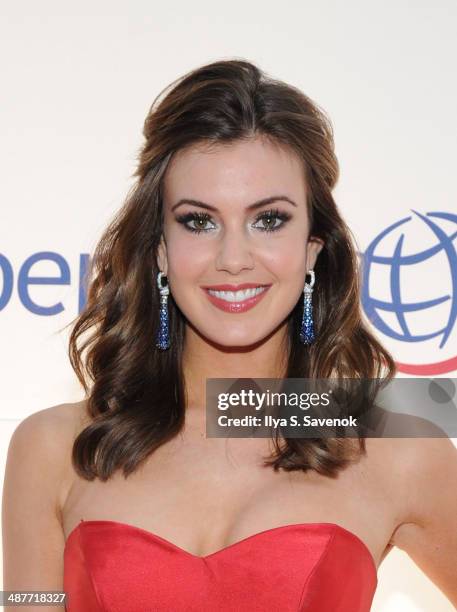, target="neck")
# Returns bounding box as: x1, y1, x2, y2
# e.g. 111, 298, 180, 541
182, 322, 290, 414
